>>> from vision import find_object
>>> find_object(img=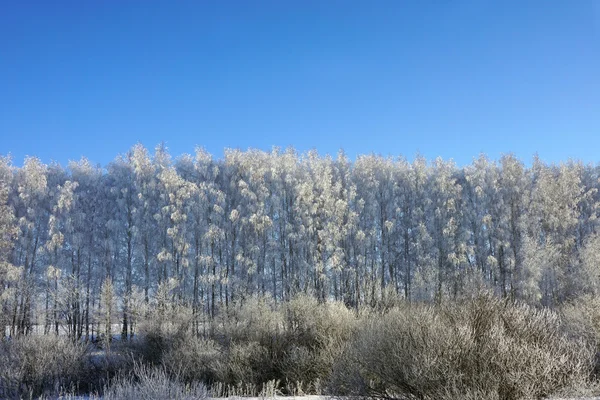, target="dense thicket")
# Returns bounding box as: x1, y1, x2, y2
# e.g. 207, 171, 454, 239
1, 145, 600, 339
2, 294, 597, 399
